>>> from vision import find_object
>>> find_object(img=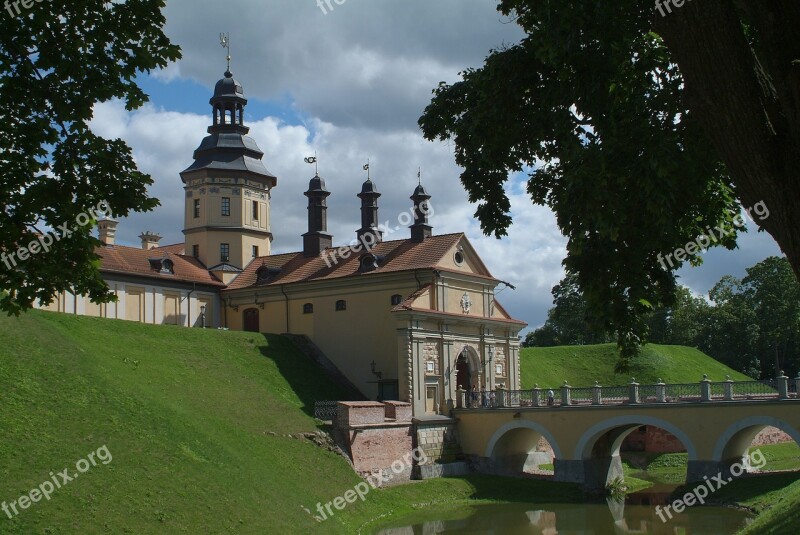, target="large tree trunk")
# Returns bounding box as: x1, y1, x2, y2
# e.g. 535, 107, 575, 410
653, 0, 800, 281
